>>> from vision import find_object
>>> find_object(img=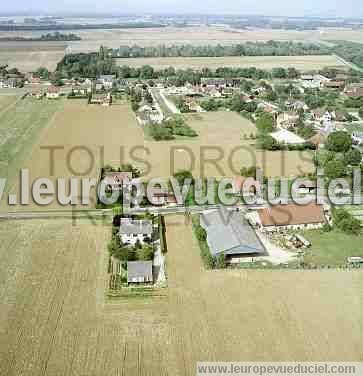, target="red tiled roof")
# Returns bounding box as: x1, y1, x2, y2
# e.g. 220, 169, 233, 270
258, 202, 325, 227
